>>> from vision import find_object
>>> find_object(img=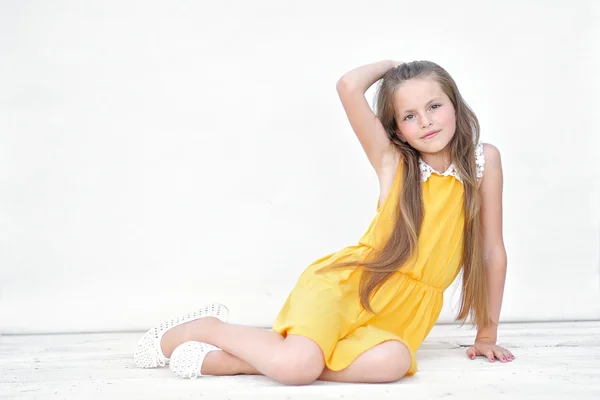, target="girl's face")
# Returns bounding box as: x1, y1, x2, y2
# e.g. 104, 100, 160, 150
393, 77, 456, 154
